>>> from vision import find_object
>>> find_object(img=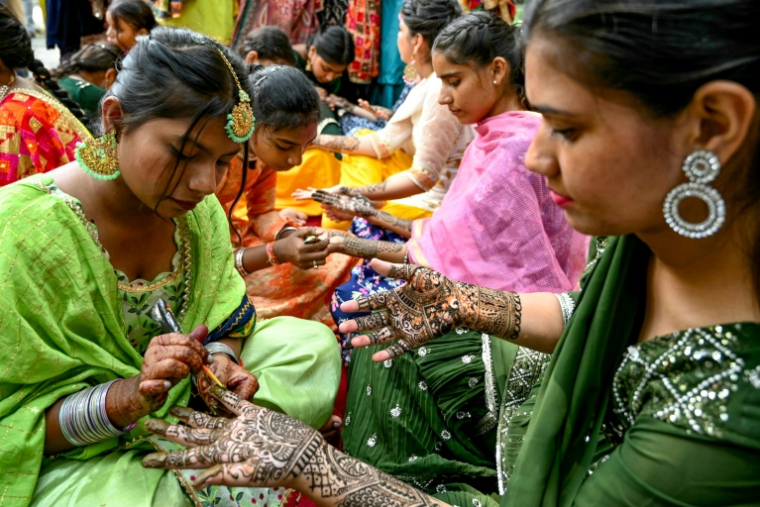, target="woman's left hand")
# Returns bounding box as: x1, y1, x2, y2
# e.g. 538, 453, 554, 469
143, 386, 323, 490
197, 354, 258, 415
